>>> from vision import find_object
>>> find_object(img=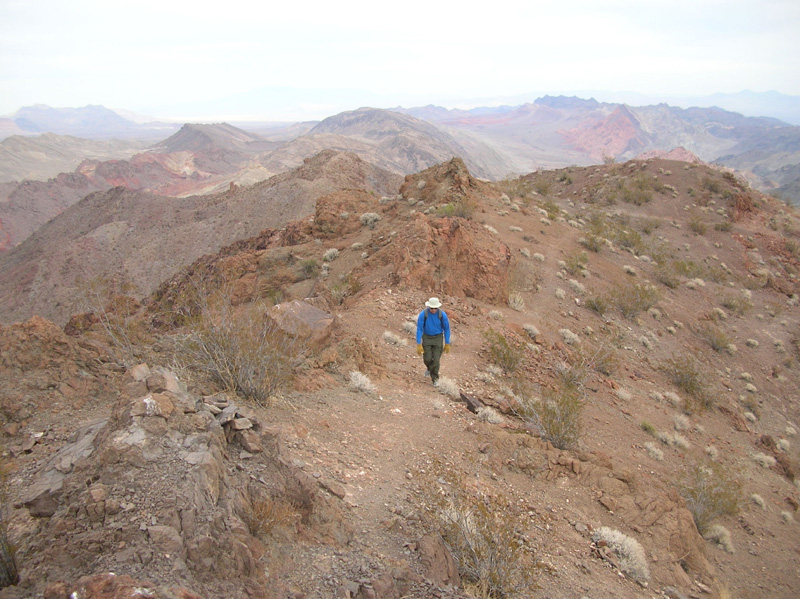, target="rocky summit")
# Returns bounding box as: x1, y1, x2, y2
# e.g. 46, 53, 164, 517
1, 154, 799, 599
